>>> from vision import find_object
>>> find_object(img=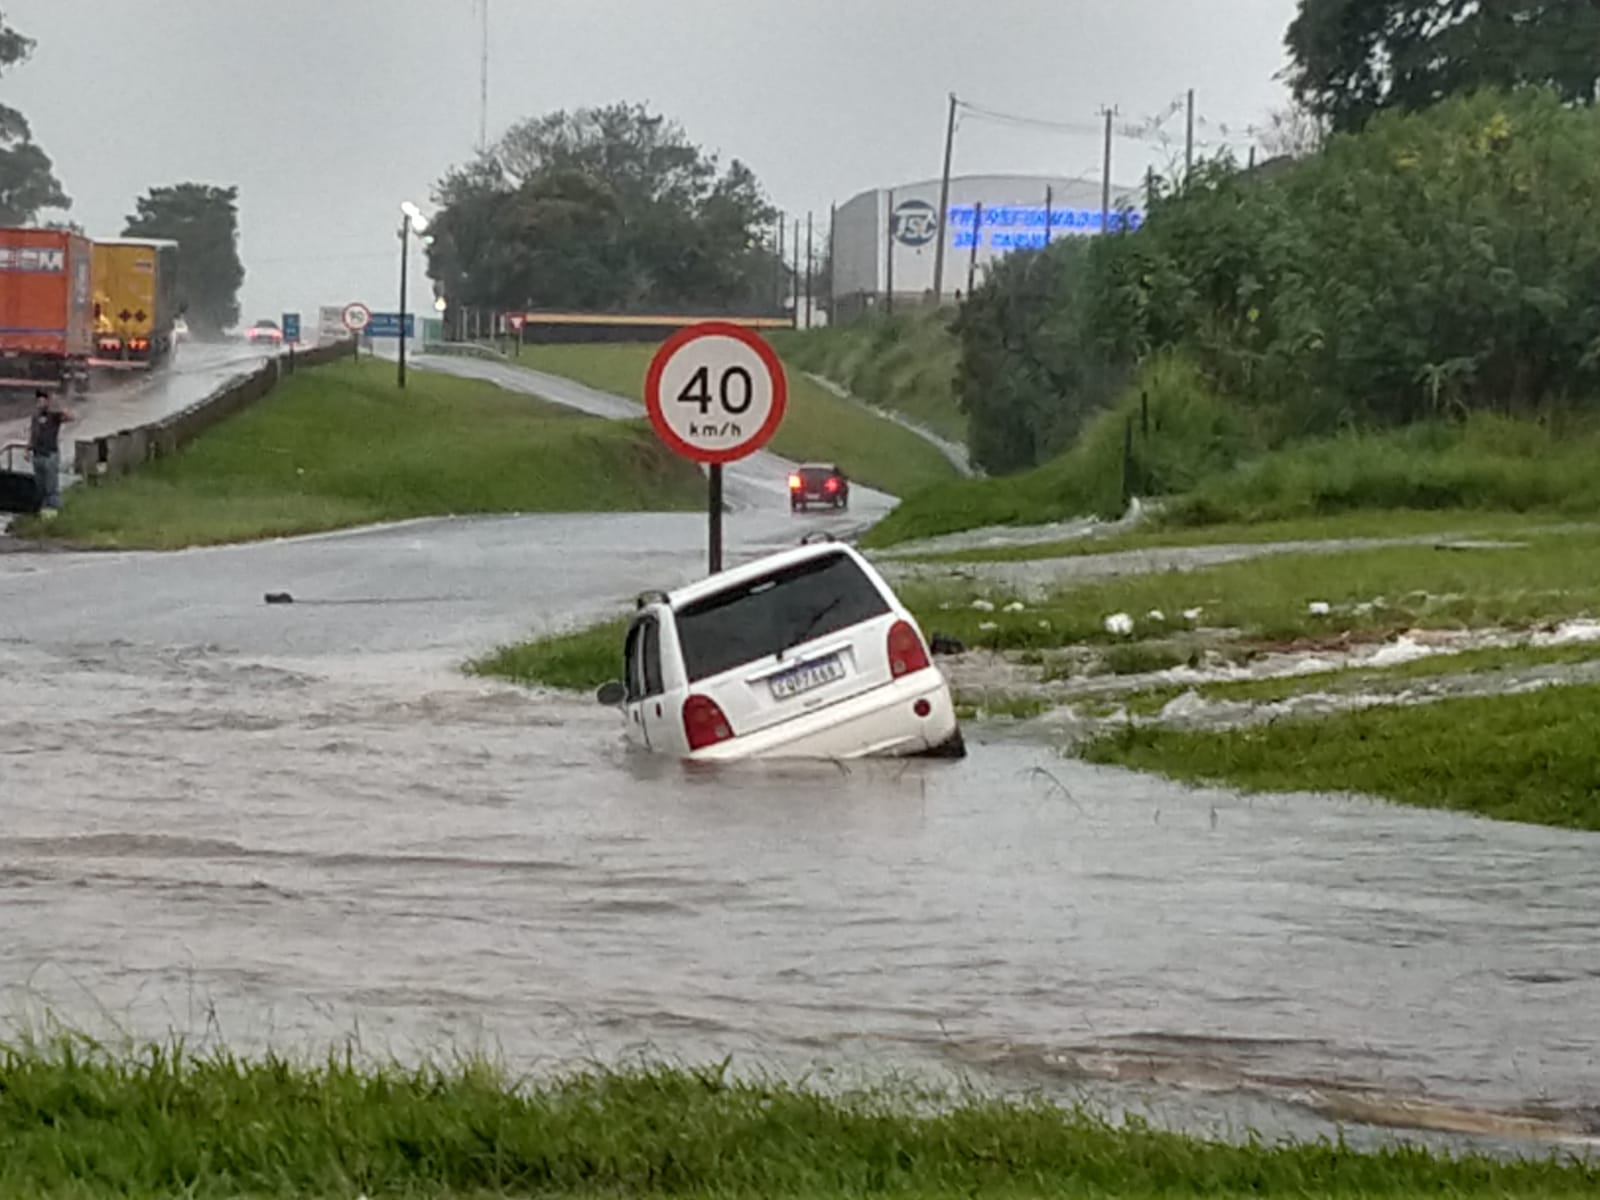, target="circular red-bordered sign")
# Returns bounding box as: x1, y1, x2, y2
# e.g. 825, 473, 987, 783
644, 322, 788, 465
